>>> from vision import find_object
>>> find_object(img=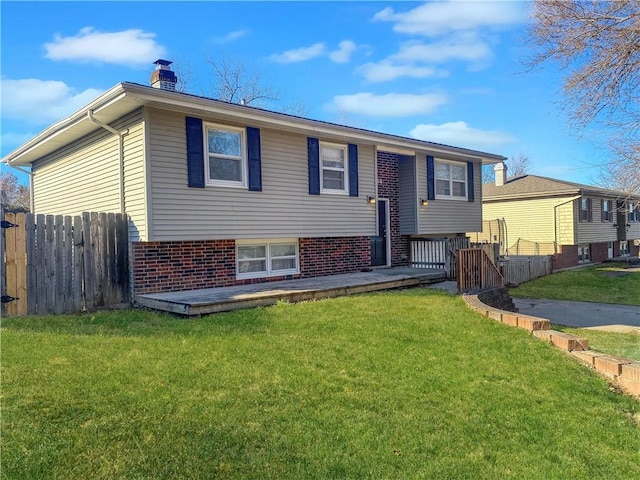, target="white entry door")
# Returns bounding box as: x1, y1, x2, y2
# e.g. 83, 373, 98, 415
607, 241, 614, 259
